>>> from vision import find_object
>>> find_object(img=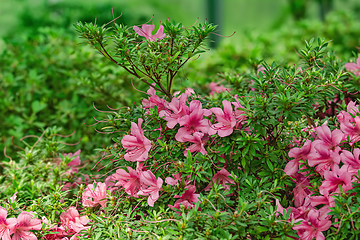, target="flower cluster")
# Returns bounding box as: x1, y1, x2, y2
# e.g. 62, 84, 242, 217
280, 100, 360, 239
